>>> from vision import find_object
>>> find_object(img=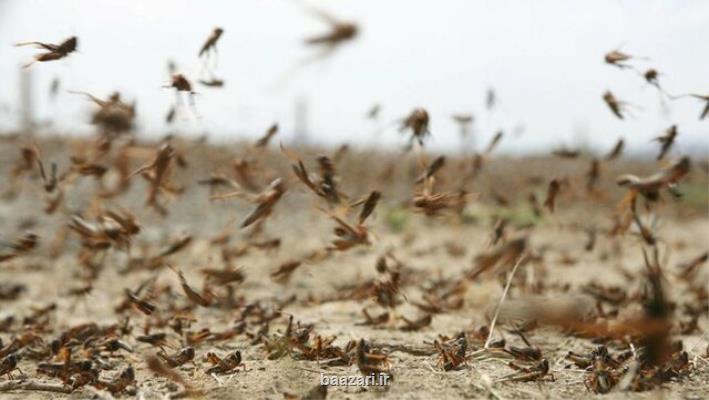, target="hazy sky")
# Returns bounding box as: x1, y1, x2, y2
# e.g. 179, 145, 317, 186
0, 0, 707, 154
